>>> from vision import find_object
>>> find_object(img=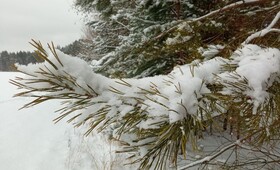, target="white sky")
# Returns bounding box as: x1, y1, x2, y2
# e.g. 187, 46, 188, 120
0, 0, 83, 52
